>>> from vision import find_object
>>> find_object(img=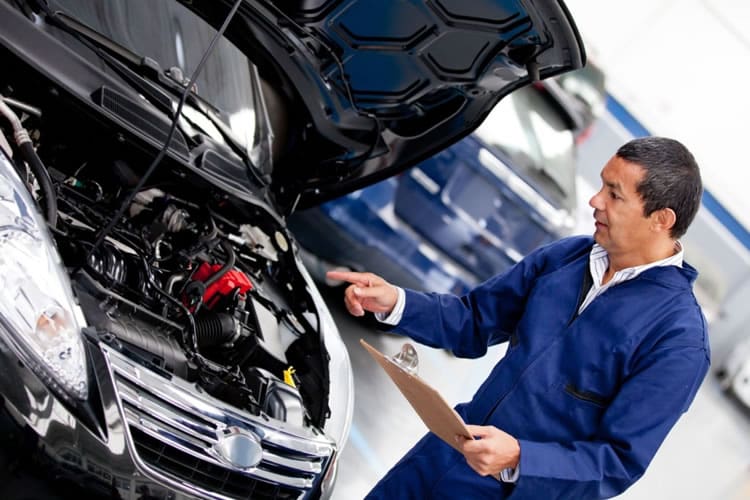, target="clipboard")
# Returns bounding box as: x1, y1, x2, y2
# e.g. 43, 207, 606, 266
360, 339, 473, 451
